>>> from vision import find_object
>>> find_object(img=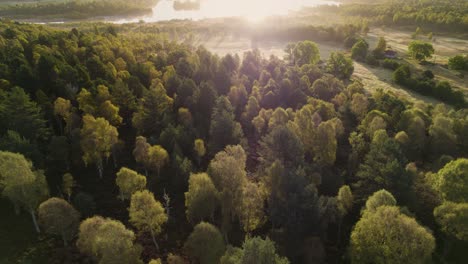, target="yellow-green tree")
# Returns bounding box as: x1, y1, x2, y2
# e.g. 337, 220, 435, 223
133, 136, 151, 175
77, 216, 143, 264
146, 145, 169, 178
351, 205, 434, 264
193, 139, 206, 166
0, 151, 49, 233
38, 197, 80, 246
129, 190, 168, 251
116, 167, 146, 201
239, 181, 265, 234
184, 222, 226, 264
185, 173, 219, 224
80, 114, 118, 179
